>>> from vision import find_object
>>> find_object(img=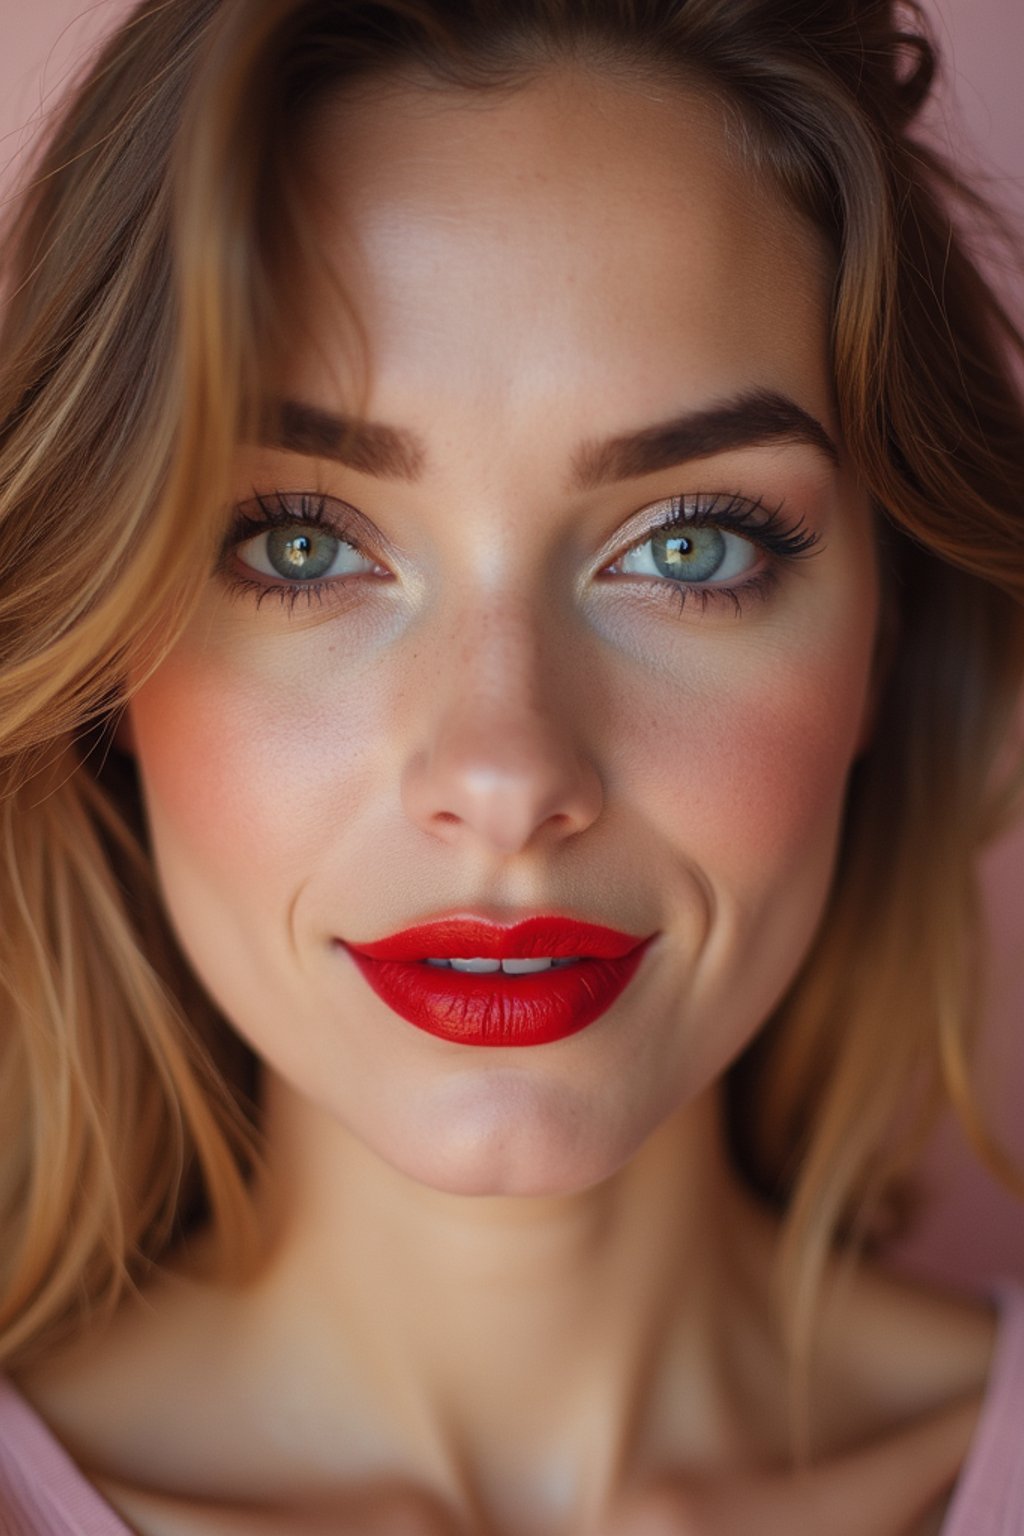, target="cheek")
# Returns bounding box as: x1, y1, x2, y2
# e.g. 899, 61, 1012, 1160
624, 637, 871, 888
126, 636, 387, 902
704, 678, 856, 871
612, 600, 878, 1088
